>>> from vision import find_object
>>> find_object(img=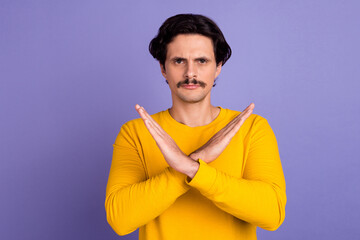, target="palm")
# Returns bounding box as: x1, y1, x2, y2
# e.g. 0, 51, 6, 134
135, 104, 189, 172
190, 103, 255, 163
